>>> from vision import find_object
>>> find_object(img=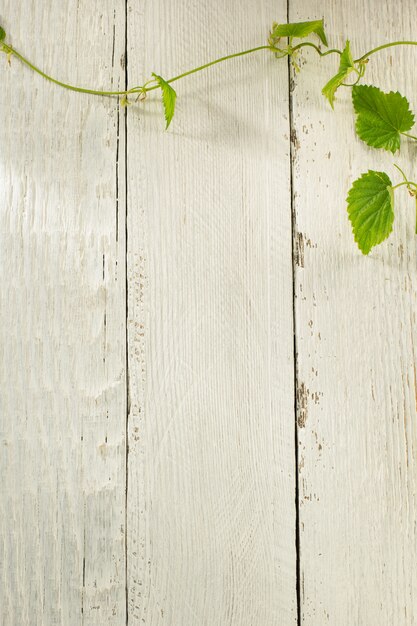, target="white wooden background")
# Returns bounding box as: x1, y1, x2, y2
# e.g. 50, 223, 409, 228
0, 0, 416, 624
